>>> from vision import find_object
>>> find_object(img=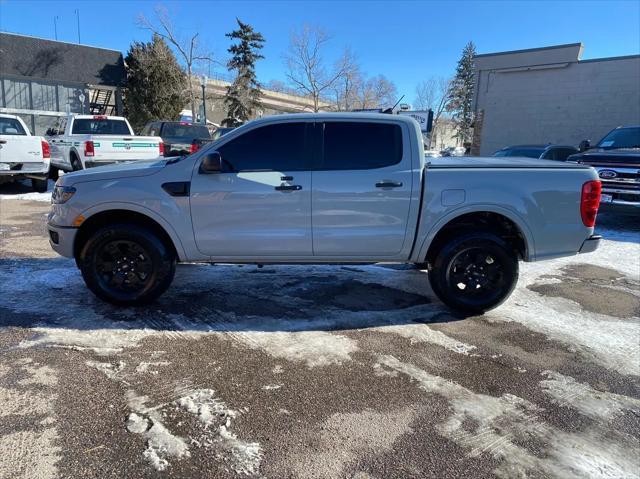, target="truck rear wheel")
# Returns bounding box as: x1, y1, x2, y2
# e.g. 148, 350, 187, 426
77, 224, 176, 306
428, 232, 518, 314
71, 153, 83, 171
31, 177, 48, 193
